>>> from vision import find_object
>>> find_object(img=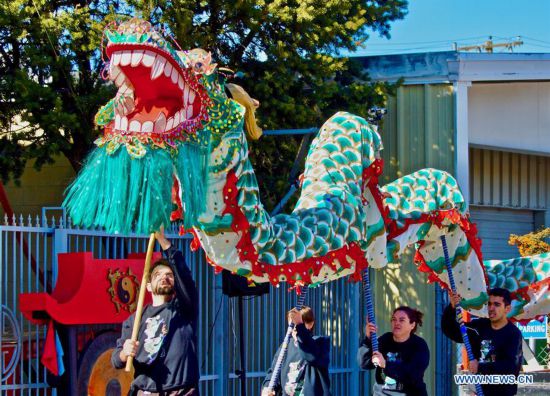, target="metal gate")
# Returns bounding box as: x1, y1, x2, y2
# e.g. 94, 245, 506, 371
1, 212, 369, 395
1, 214, 57, 395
